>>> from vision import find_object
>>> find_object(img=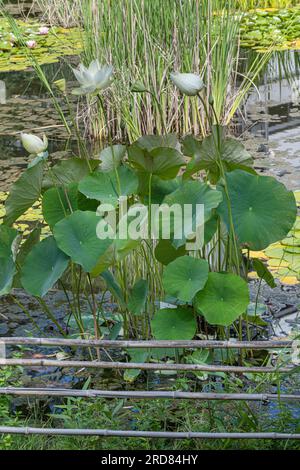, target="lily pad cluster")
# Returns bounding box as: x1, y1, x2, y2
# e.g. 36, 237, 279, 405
0, 19, 82, 72
240, 7, 300, 51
